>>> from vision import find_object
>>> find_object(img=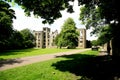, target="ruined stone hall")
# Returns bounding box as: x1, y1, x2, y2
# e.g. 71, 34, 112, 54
33, 27, 86, 48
